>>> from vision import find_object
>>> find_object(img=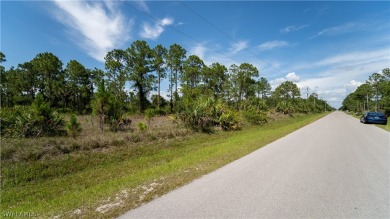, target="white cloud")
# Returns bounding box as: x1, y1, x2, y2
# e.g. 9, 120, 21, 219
161, 17, 173, 26
280, 25, 308, 33
310, 22, 362, 39
345, 80, 363, 93
291, 49, 390, 85
270, 77, 286, 89
135, 0, 150, 13
270, 72, 302, 89
229, 41, 248, 54
190, 43, 207, 60
140, 17, 173, 40
291, 48, 390, 105
296, 73, 371, 108
52, 0, 132, 62
286, 72, 300, 82
188, 43, 236, 67
315, 49, 389, 68
258, 40, 289, 51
